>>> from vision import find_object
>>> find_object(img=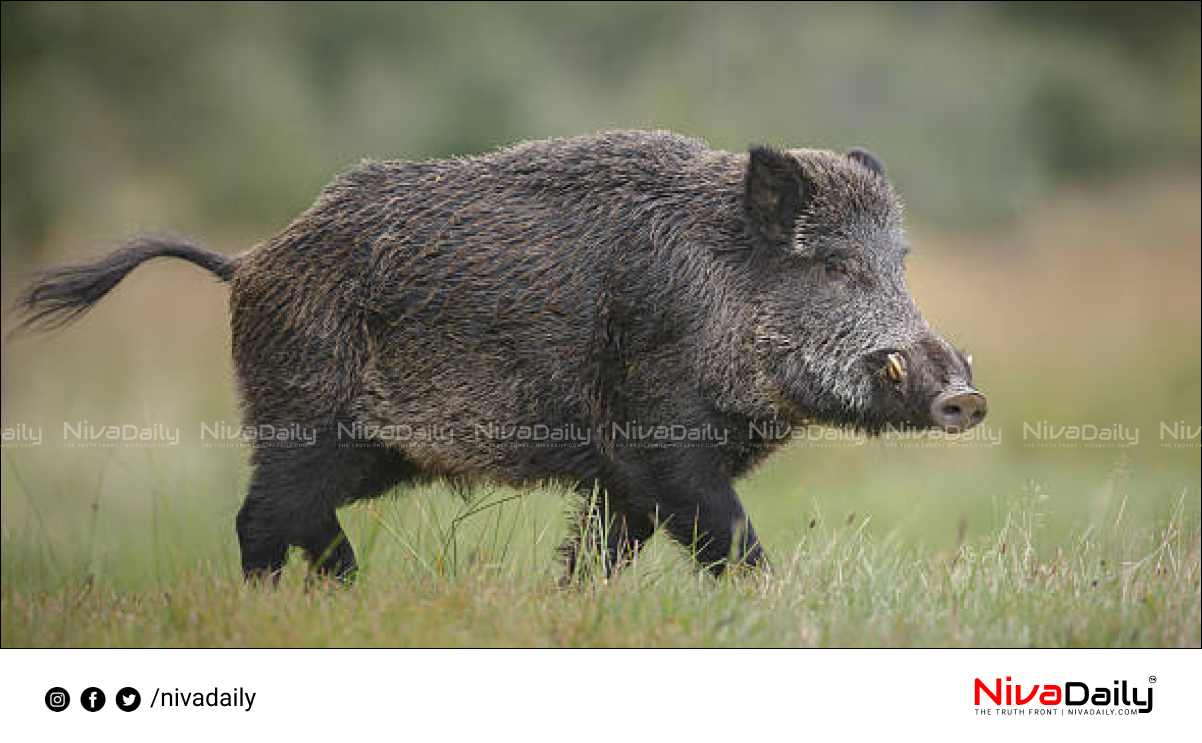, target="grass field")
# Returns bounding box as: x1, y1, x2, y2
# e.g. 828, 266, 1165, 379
1, 178, 1199, 647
